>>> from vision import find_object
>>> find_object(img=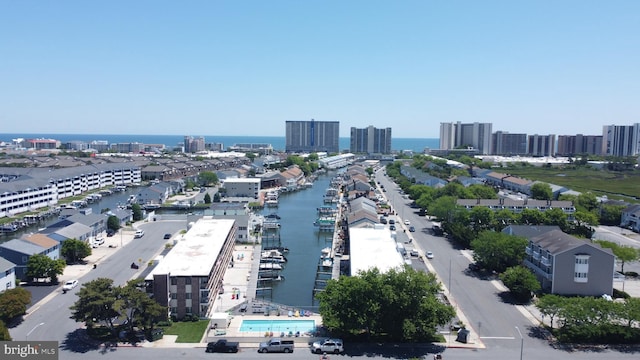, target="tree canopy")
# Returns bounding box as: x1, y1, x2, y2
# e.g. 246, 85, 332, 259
471, 231, 528, 273
316, 266, 455, 342
198, 171, 219, 186
530, 182, 553, 200
107, 215, 121, 231
61, 238, 92, 264
499, 266, 540, 302
26, 254, 66, 284
0, 287, 31, 323
131, 203, 143, 221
